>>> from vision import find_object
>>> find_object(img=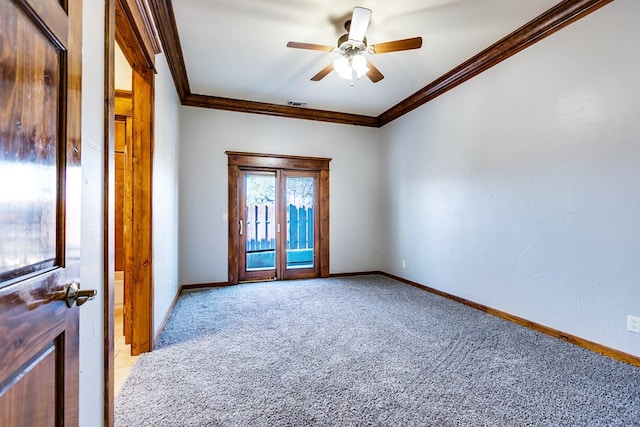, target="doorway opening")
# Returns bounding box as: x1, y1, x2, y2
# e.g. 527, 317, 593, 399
227, 152, 331, 284
113, 65, 137, 394
105, 0, 160, 424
